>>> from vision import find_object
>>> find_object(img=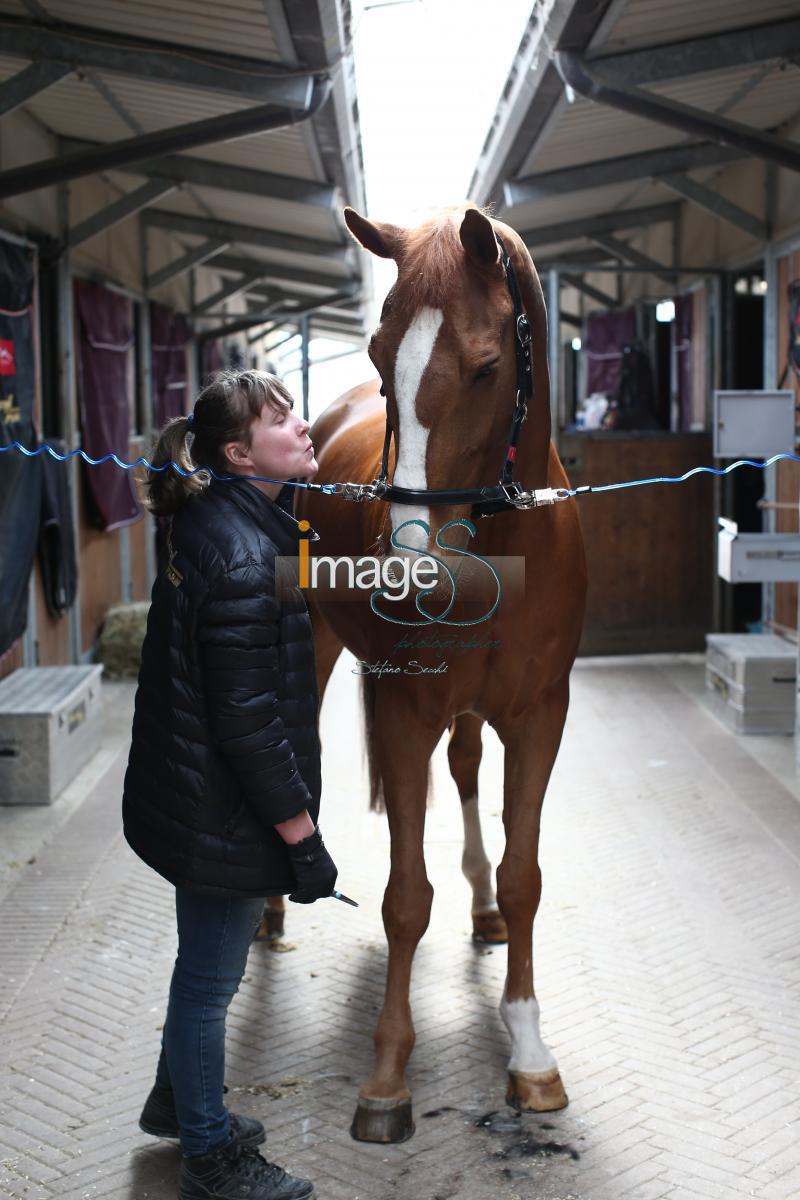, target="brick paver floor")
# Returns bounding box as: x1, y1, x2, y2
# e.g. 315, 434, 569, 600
1, 654, 799, 1200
